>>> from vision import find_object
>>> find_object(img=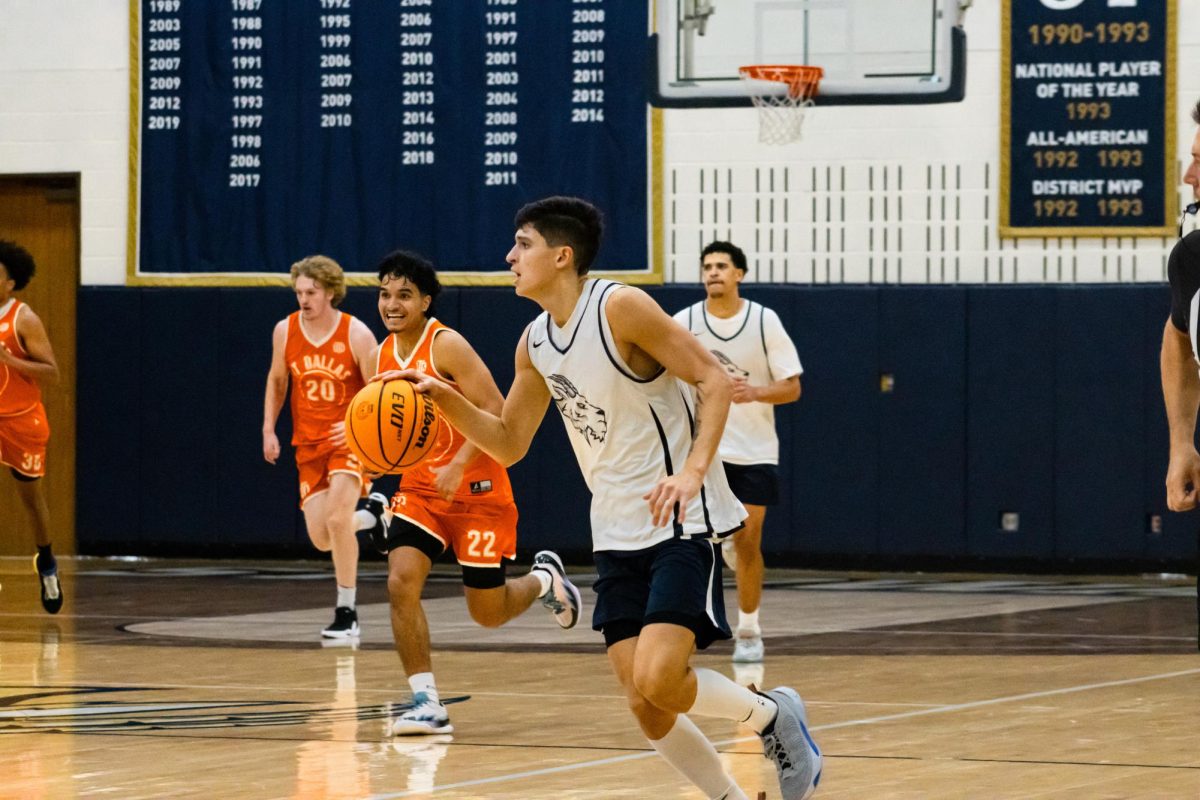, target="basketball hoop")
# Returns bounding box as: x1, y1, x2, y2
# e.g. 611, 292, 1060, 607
737, 65, 823, 145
